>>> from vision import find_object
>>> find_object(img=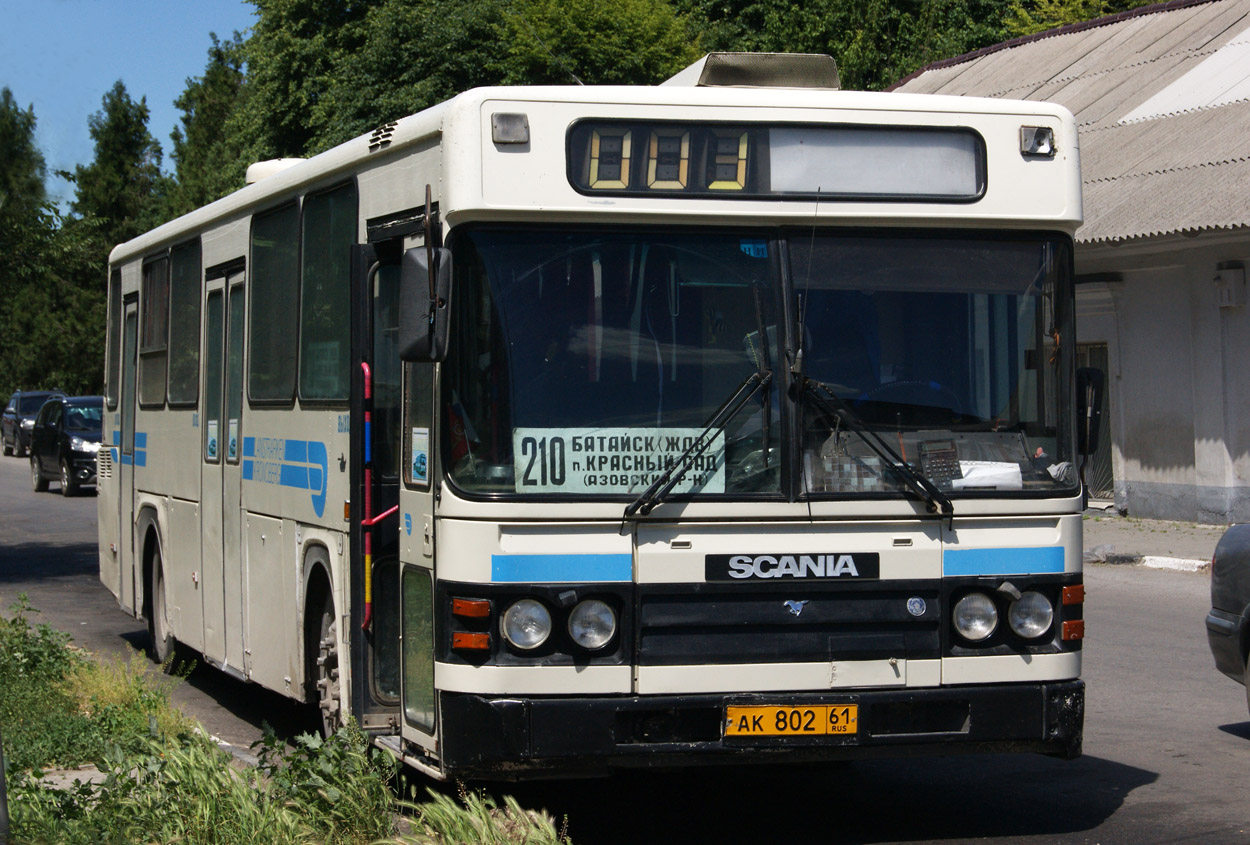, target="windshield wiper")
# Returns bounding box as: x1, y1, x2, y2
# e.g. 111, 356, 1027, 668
799, 378, 954, 522
625, 370, 772, 518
